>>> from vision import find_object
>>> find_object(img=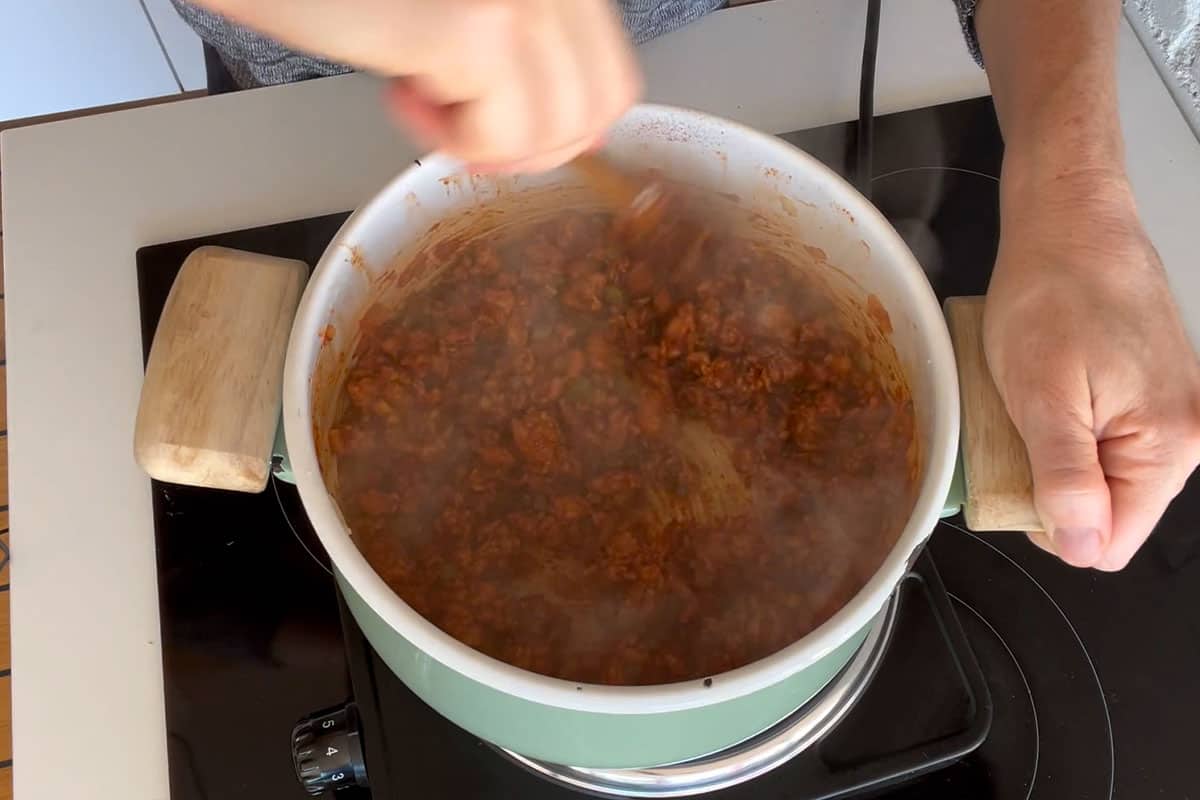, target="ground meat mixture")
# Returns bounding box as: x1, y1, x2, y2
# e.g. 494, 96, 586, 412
328, 207, 917, 686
